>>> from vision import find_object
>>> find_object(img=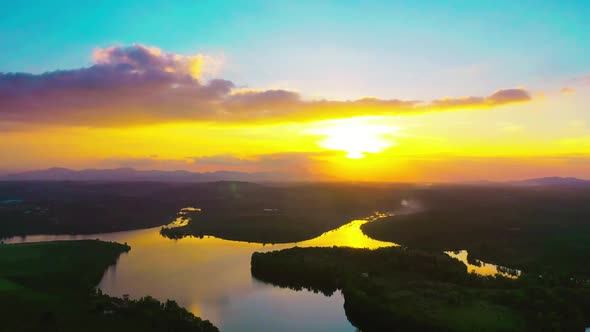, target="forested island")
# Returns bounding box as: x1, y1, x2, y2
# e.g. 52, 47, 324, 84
0, 240, 218, 332
157, 182, 411, 243
252, 246, 590, 332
